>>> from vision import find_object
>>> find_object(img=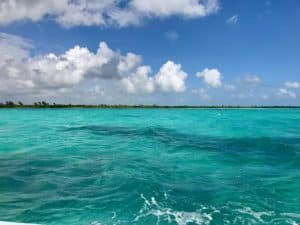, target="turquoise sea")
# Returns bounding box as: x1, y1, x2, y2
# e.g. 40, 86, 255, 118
0, 108, 299, 225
